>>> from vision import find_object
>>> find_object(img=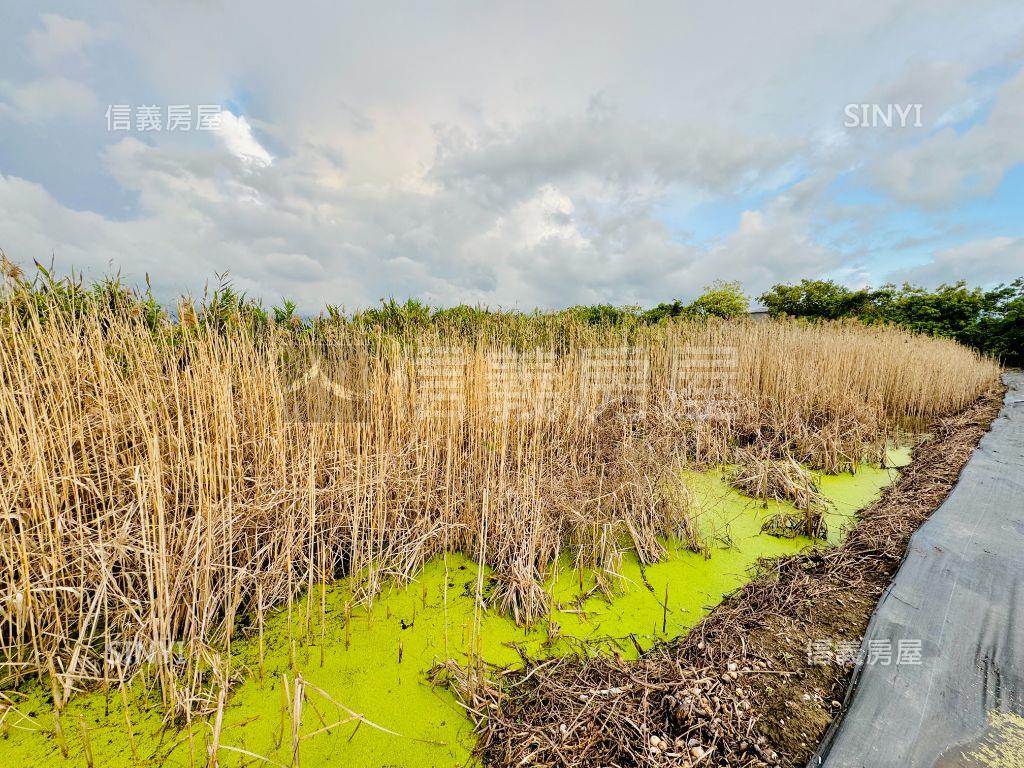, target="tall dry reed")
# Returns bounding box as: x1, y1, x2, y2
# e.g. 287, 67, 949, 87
0, 281, 999, 724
